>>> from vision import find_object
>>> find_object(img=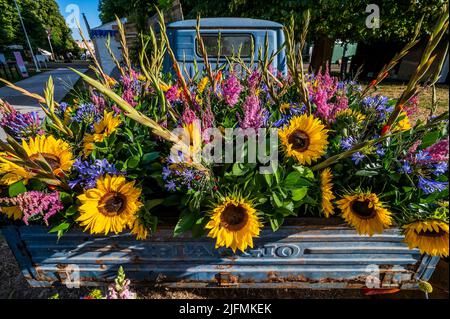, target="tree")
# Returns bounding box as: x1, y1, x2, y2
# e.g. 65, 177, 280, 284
181, 0, 446, 72
0, 0, 78, 55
